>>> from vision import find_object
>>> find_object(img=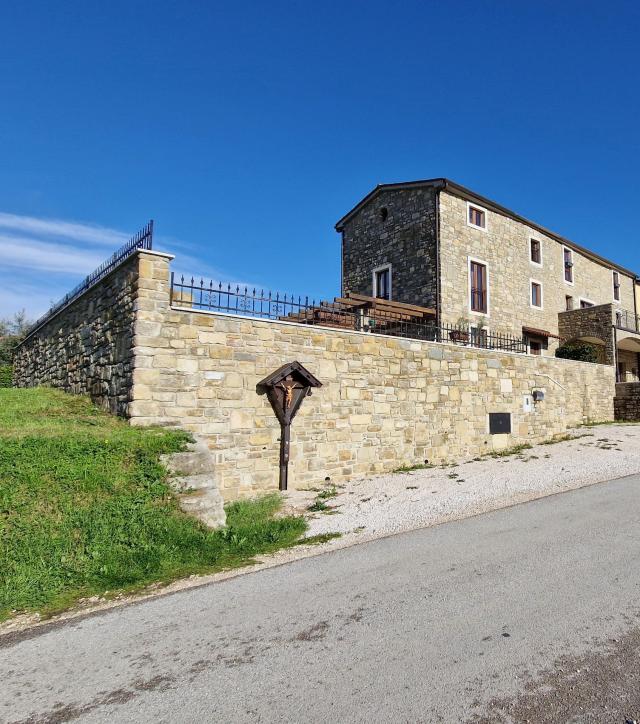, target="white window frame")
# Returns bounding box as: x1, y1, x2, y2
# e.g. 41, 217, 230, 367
372, 263, 392, 300
466, 201, 488, 232
565, 294, 574, 312
579, 297, 595, 308
529, 279, 544, 310
468, 256, 490, 318
612, 270, 621, 304
529, 237, 543, 267
562, 246, 575, 286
